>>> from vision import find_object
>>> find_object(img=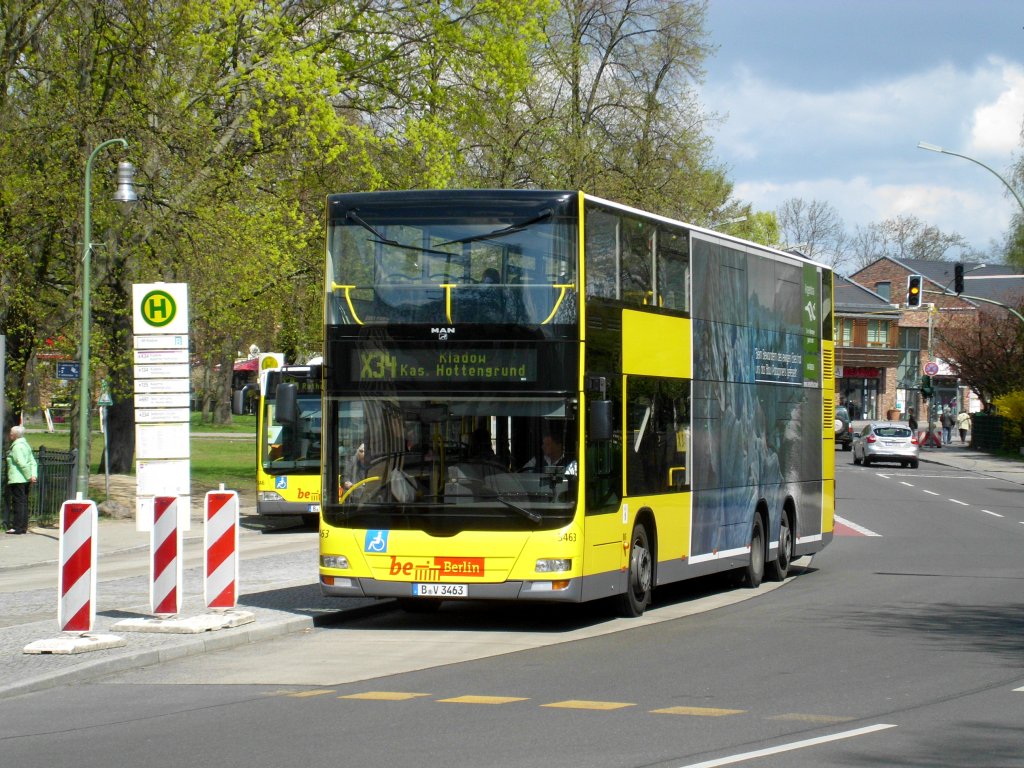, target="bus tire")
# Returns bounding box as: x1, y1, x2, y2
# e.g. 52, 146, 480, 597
766, 511, 792, 582
743, 514, 765, 589
615, 524, 653, 617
